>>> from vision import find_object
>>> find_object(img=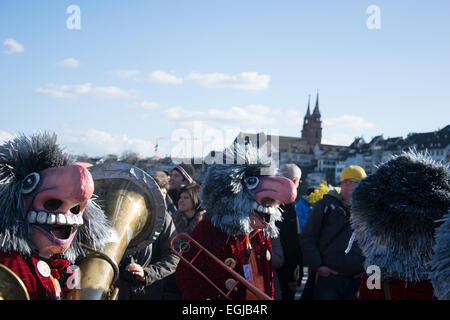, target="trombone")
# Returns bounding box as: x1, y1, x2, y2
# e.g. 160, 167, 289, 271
170, 232, 272, 300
